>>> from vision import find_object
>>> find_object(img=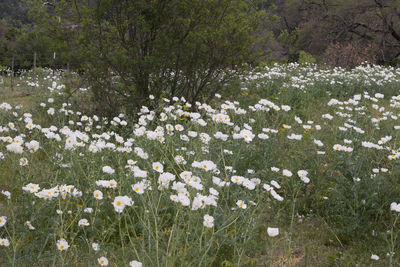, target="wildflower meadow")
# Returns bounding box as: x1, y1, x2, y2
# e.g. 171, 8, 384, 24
1, 63, 400, 266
